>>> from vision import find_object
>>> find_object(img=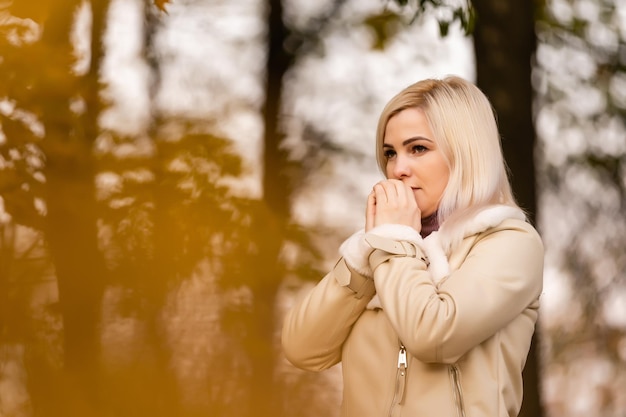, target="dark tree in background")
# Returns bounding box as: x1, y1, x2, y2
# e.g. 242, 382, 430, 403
473, 0, 538, 219
472, 1, 542, 417
8, 1, 110, 415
